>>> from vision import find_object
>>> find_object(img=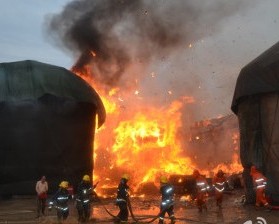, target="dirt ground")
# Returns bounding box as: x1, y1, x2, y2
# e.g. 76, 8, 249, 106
0, 190, 278, 224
